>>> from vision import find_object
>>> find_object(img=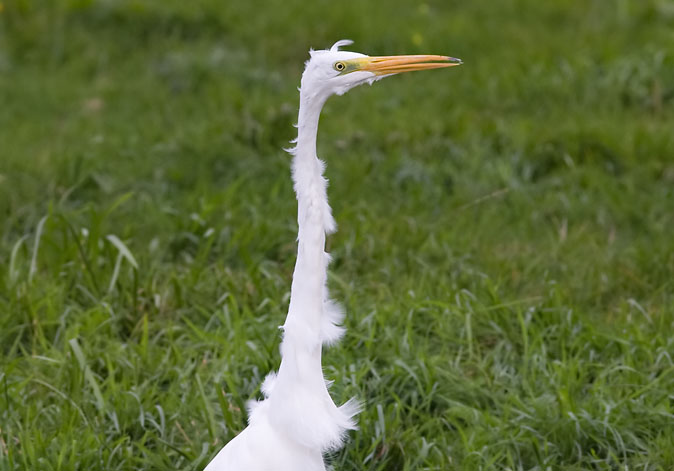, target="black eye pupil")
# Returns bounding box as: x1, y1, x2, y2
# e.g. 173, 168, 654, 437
337, 63, 344, 70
